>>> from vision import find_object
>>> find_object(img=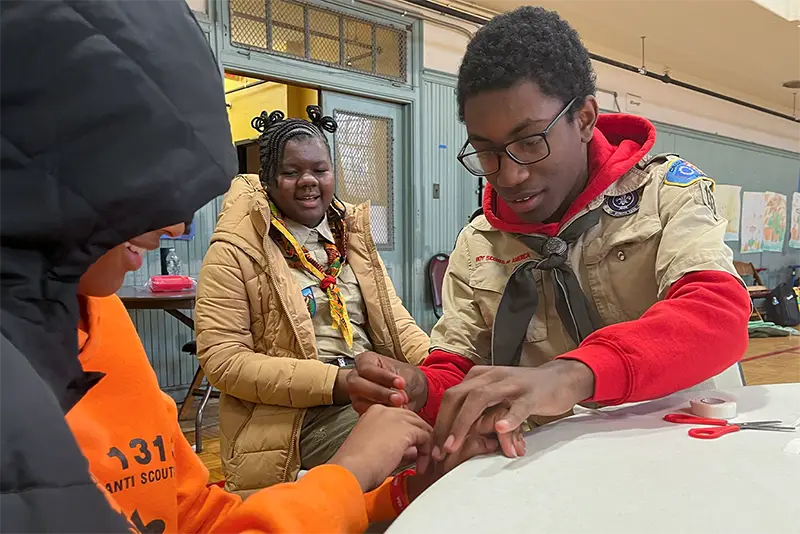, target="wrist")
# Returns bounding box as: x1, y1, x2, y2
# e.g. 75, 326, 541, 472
333, 368, 352, 405
547, 359, 596, 402
404, 471, 432, 504
389, 469, 415, 514
406, 367, 429, 412
329, 455, 369, 492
